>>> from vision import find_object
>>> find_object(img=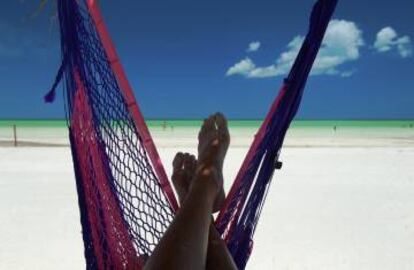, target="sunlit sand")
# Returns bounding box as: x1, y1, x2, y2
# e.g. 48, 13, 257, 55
1, 125, 413, 269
